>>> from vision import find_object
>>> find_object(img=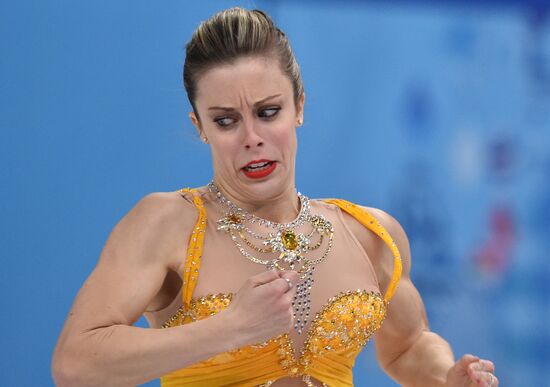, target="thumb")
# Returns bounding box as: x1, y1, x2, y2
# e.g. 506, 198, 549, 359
248, 269, 281, 288
278, 270, 300, 286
